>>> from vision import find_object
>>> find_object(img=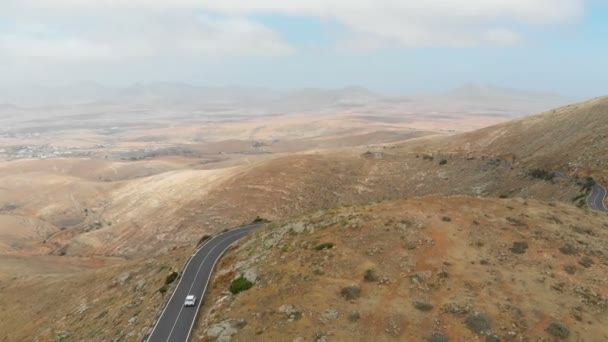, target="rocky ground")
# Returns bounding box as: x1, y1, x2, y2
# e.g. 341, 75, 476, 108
197, 196, 608, 341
